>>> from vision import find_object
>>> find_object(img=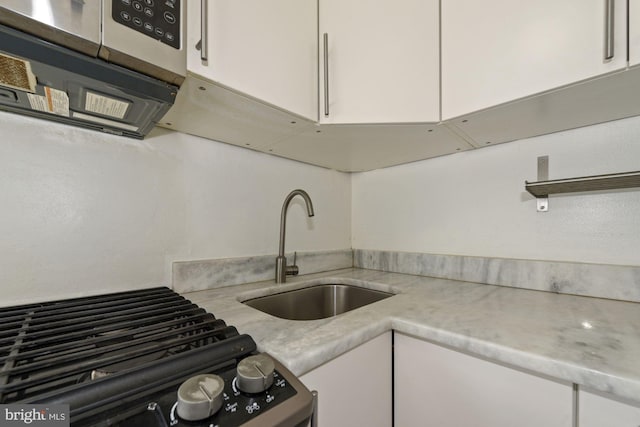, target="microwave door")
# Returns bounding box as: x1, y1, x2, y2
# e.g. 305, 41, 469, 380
0, 0, 101, 56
